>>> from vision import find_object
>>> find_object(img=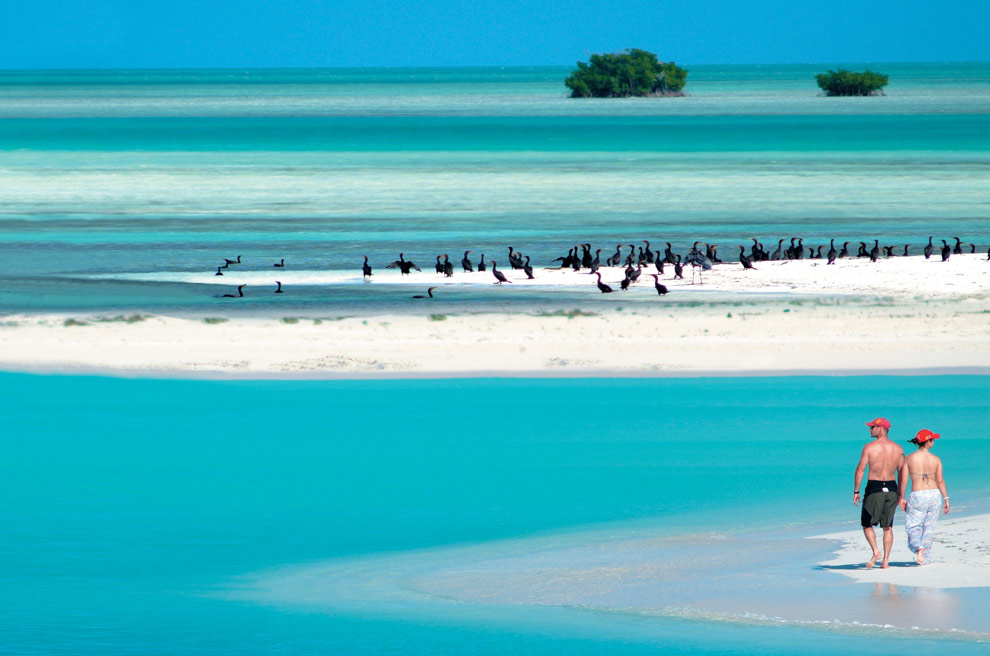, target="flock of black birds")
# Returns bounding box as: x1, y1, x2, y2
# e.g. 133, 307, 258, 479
215, 236, 987, 299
